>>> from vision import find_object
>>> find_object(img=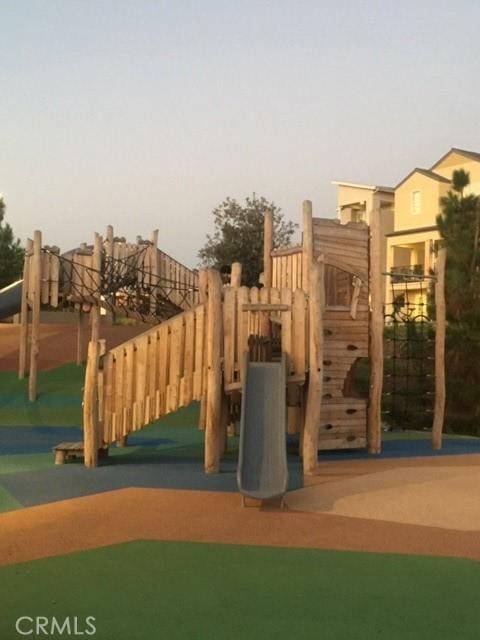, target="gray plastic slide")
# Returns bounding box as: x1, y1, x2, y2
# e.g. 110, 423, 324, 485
0, 280, 23, 320
237, 353, 288, 502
